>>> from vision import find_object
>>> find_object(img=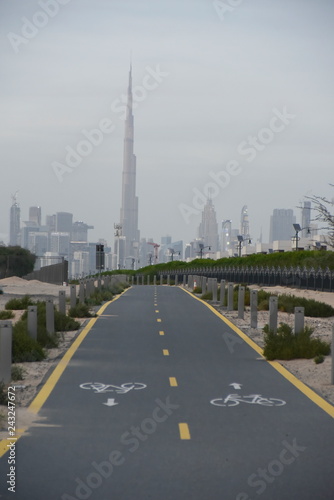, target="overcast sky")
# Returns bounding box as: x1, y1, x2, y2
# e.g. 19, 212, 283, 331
1, 0, 333, 247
